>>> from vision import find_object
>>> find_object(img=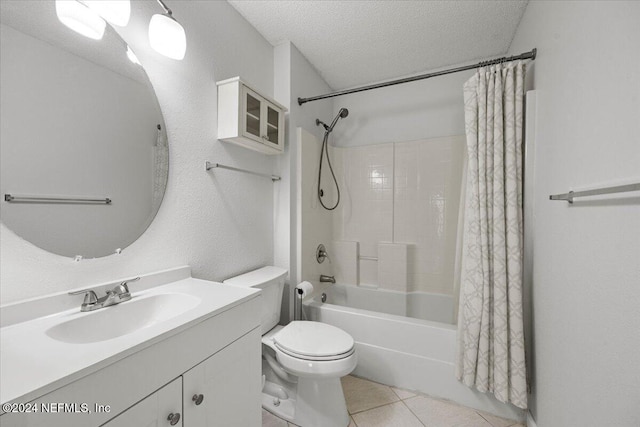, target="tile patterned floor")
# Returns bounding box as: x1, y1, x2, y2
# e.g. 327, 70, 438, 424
262, 375, 525, 427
